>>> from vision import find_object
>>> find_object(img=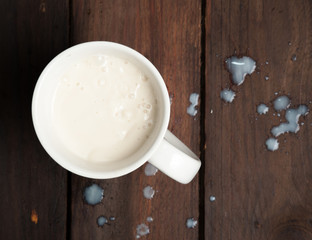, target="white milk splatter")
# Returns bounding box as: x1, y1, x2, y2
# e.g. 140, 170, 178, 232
225, 56, 256, 85
257, 104, 269, 115
265, 138, 279, 151
97, 216, 108, 227
220, 89, 236, 103
83, 183, 104, 205
143, 186, 155, 199
273, 95, 290, 111
136, 223, 150, 238
186, 218, 198, 229
144, 163, 158, 176
146, 216, 153, 222
271, 105, 308, 137
209, 195, 216, 202
187, 93, 199, 116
